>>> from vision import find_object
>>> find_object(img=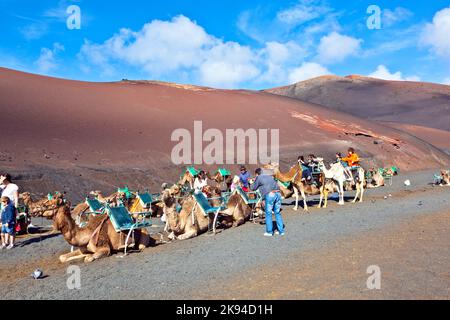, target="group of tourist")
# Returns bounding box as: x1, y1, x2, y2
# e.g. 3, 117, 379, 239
0, 148, 361, 248
0, 173, 19, 250
191, 148, 361, 238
